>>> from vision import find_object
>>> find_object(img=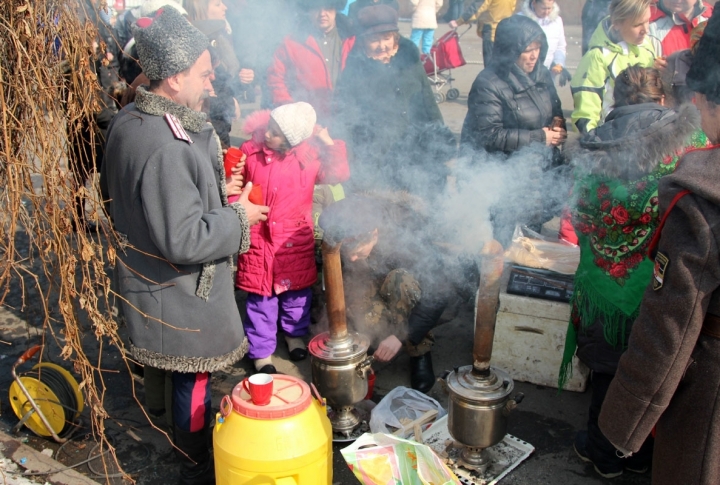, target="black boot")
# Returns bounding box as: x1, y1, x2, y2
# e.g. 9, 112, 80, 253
173, 426, 215, 485
410, 353, 435, 393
